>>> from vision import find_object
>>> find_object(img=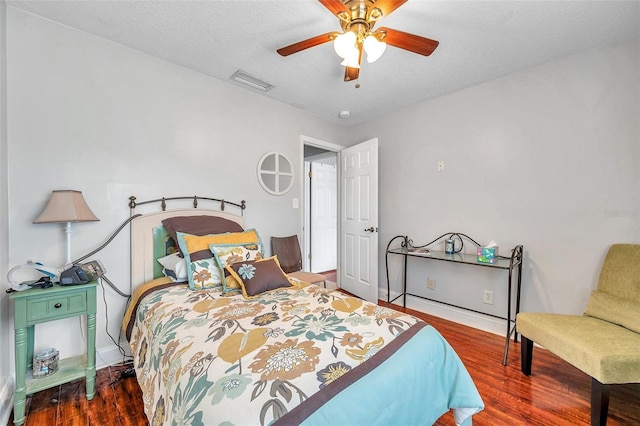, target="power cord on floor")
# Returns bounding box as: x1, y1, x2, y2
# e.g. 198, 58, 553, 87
109, 364, 137, 386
